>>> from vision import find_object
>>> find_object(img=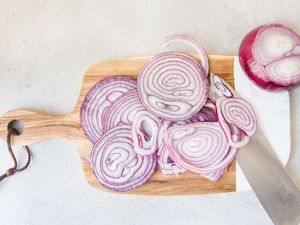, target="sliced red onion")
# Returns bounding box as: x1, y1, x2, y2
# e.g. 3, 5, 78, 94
164, 35, 209, 76
90, 125, 156, 192
131, 110, 161, 156
204, 98, 216, 110
239, 23, 300, 90
201, 168, 227, 182
157, 107, 217, 175
80, 77, 136, 143
138, 52, 208, 120
216, 97, 257, 148
209, 73, 235, 100
102, 90, 144, 133
164, 122, 237, 176
186, 107, 217, 123
157, 121, 186, 175
157, 144, 186, 175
